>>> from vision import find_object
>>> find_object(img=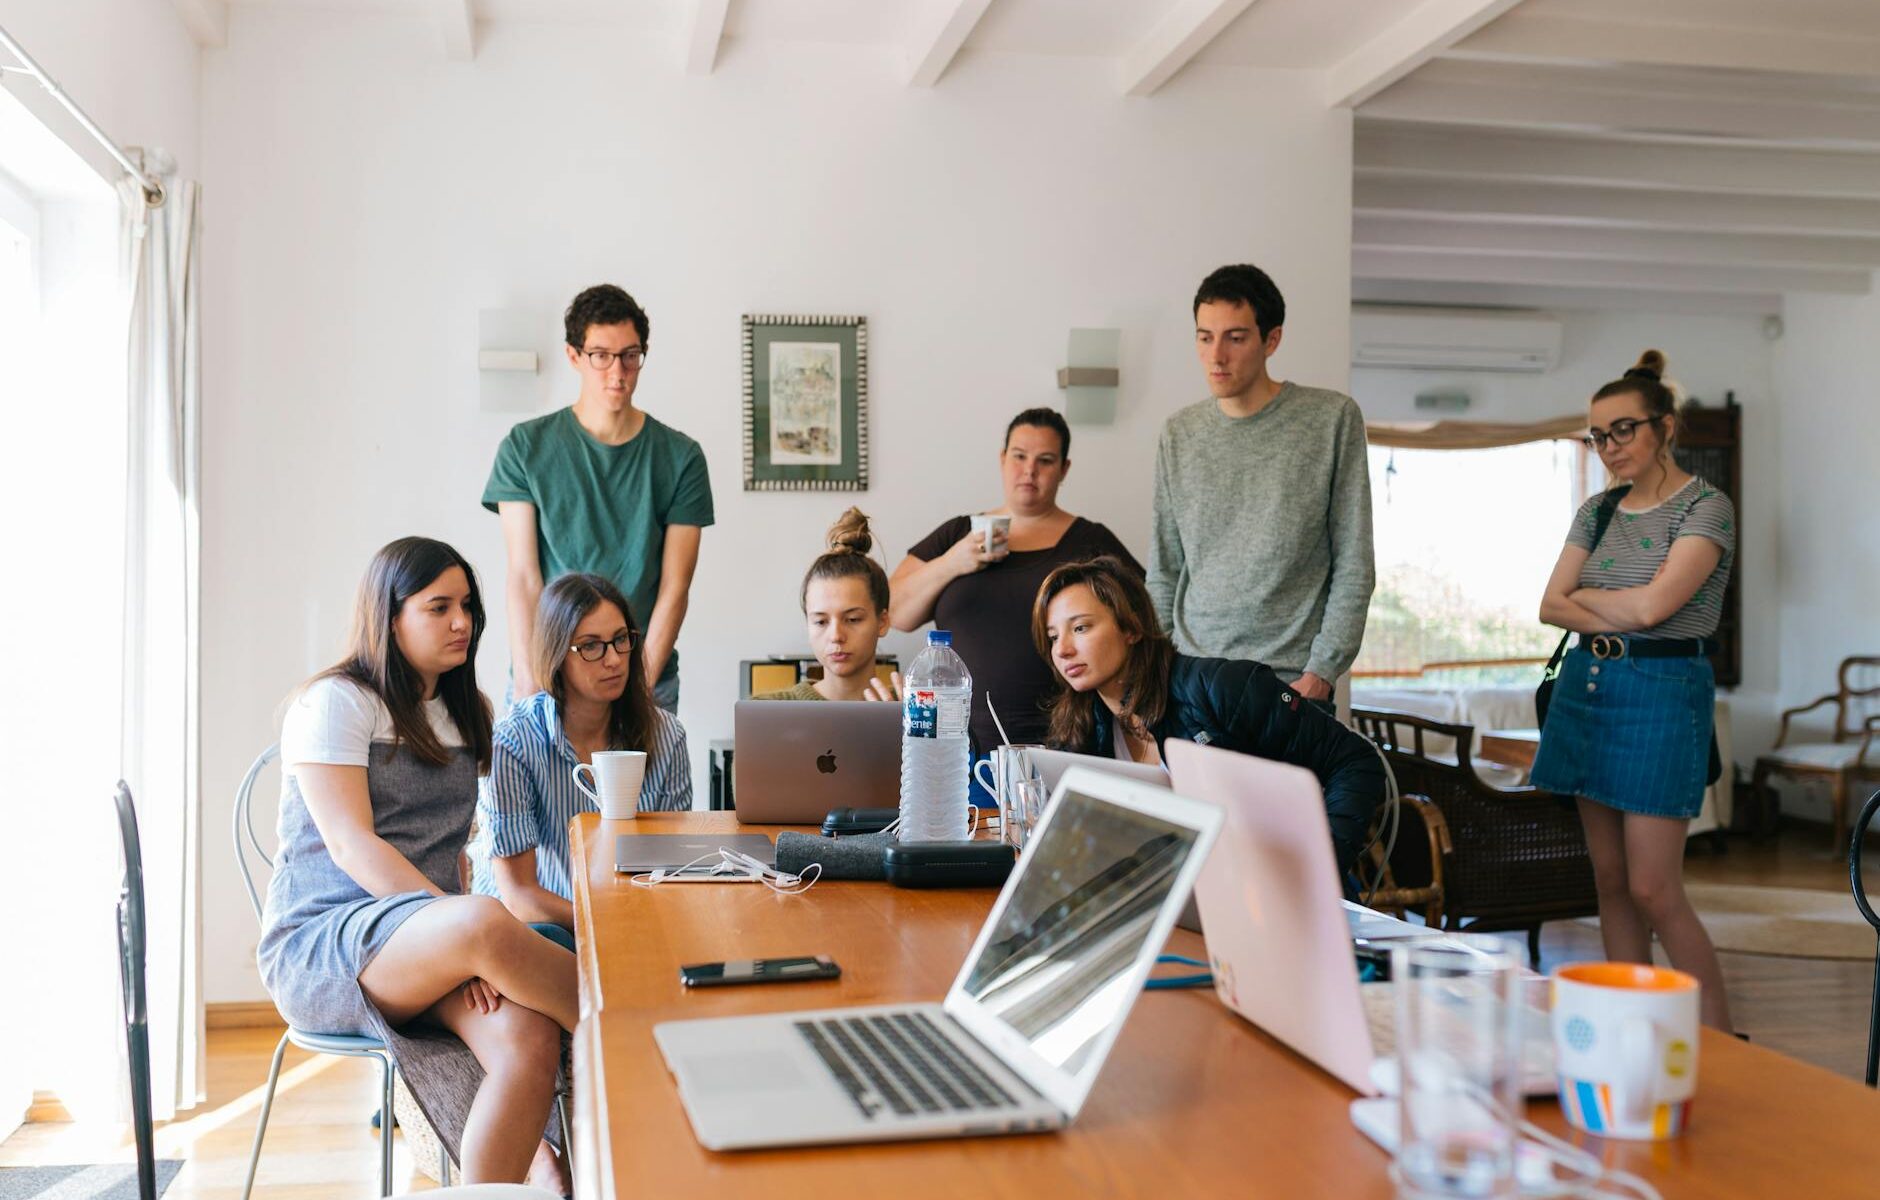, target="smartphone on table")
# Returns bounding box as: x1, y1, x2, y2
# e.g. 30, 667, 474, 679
679, 956, 842, 987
